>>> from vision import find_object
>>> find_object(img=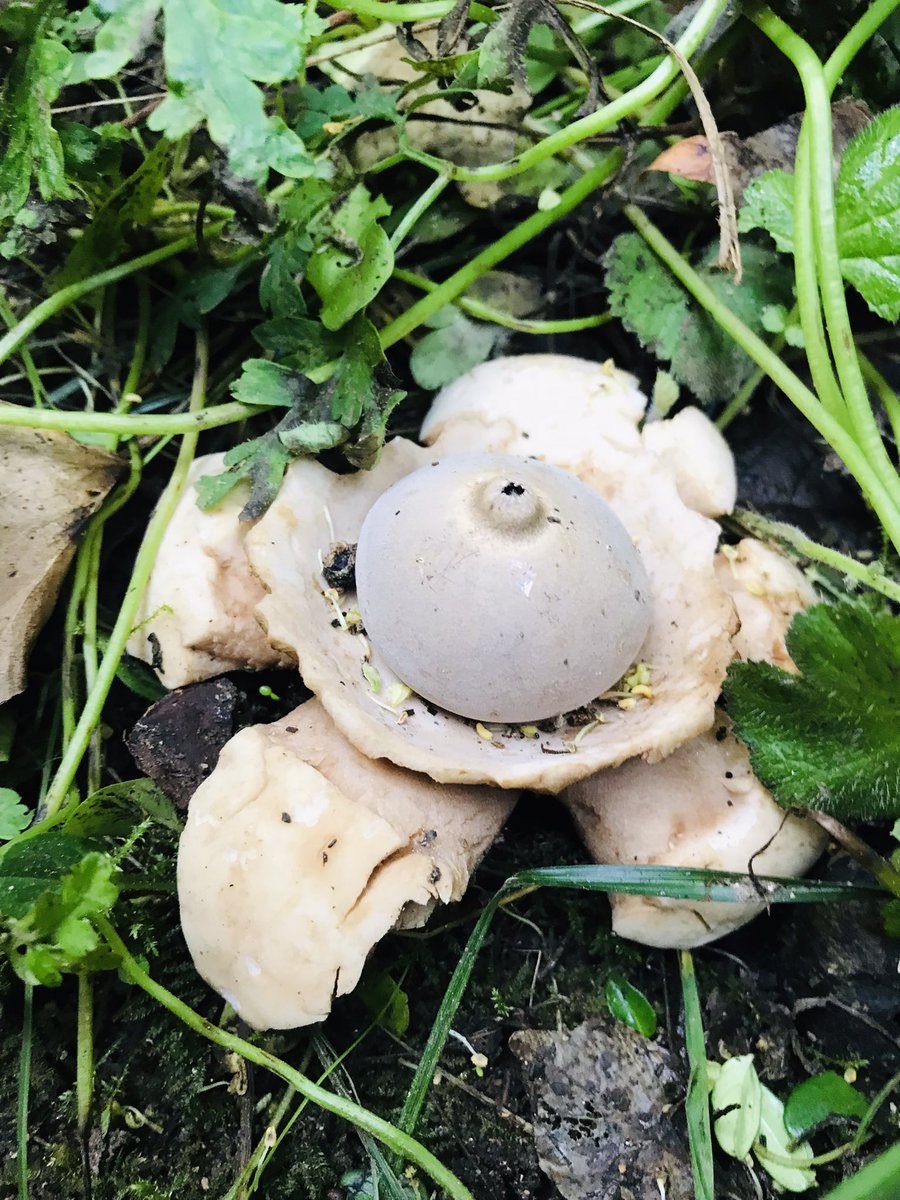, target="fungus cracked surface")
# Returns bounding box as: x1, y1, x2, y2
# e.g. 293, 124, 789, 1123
178, 699, 516, 1029
246, 356, 739, 790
